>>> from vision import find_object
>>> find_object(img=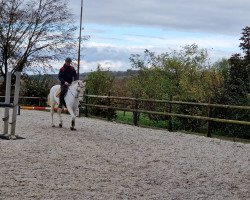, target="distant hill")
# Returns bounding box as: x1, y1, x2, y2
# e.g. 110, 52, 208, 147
0, 70, 138, 86
46, 70, 138, 81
